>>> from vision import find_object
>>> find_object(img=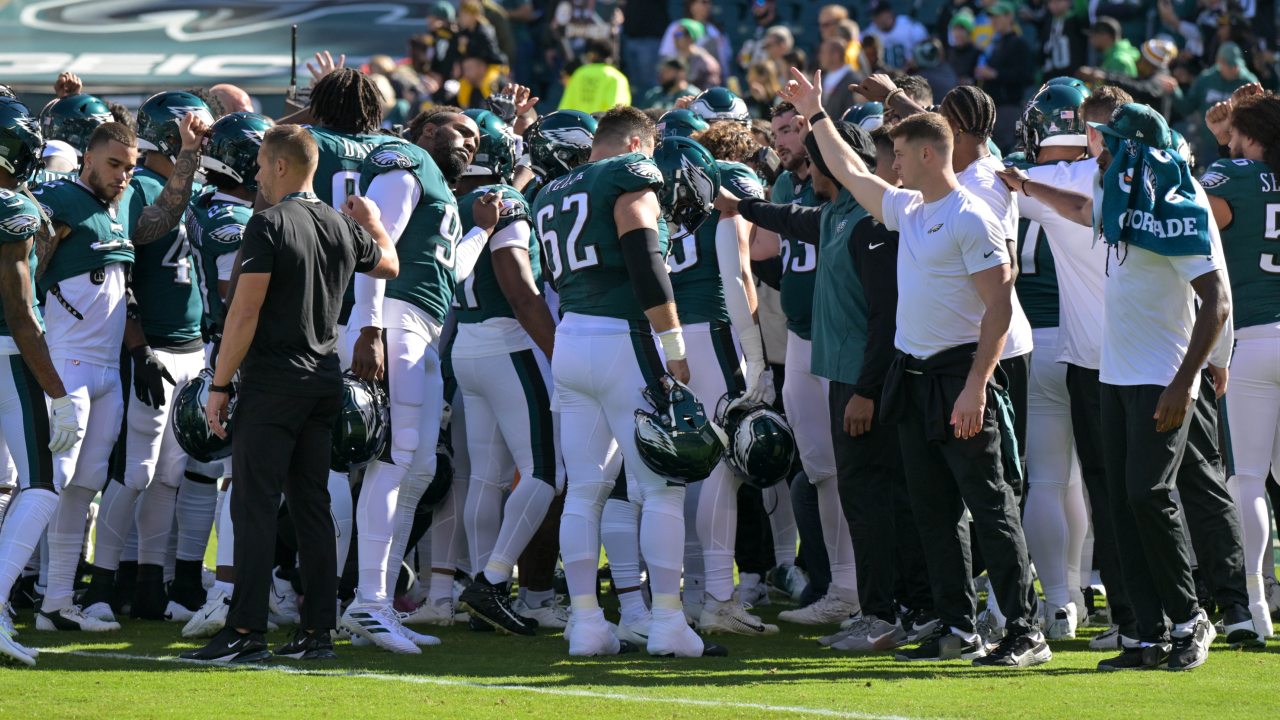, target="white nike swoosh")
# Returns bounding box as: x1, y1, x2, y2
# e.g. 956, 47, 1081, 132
866, 630, 895, 644
868, 242, 885, 249
241, 258, 252, 267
